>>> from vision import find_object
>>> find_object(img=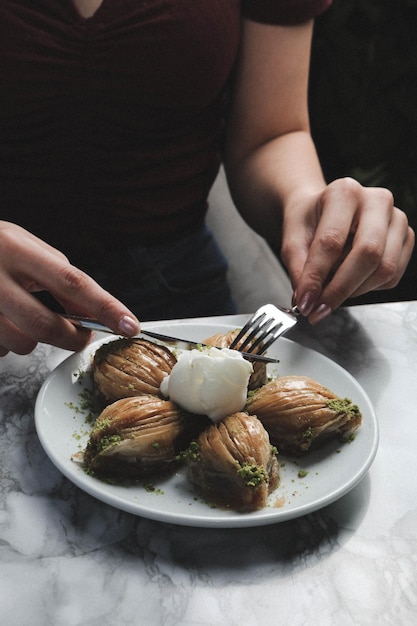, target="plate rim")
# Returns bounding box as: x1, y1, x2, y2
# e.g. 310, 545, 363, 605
34, 321, 379, 528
